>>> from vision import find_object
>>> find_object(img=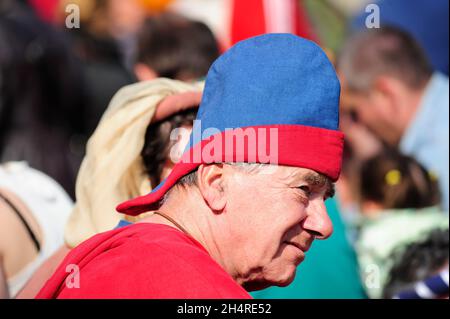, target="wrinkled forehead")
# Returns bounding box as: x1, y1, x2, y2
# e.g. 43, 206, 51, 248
229, 164, 332, 187
278, 165, 332, 186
